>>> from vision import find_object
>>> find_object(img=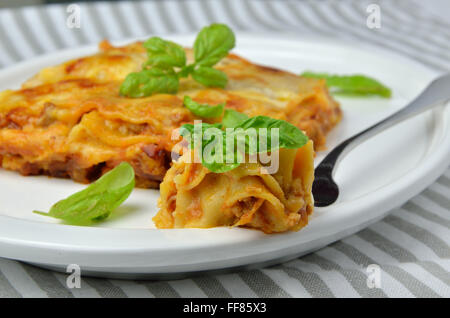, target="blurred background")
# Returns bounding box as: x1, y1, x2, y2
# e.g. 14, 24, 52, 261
1, 0, 449, 20
0, 0, 448, 71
